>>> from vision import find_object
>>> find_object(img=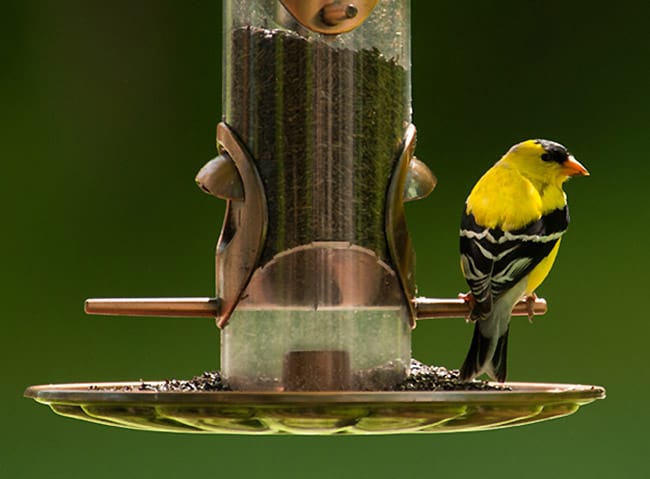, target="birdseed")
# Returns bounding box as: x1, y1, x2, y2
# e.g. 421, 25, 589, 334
394, 359, 510, 391
225, 26, 408, 264
88, 360, 507, 392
